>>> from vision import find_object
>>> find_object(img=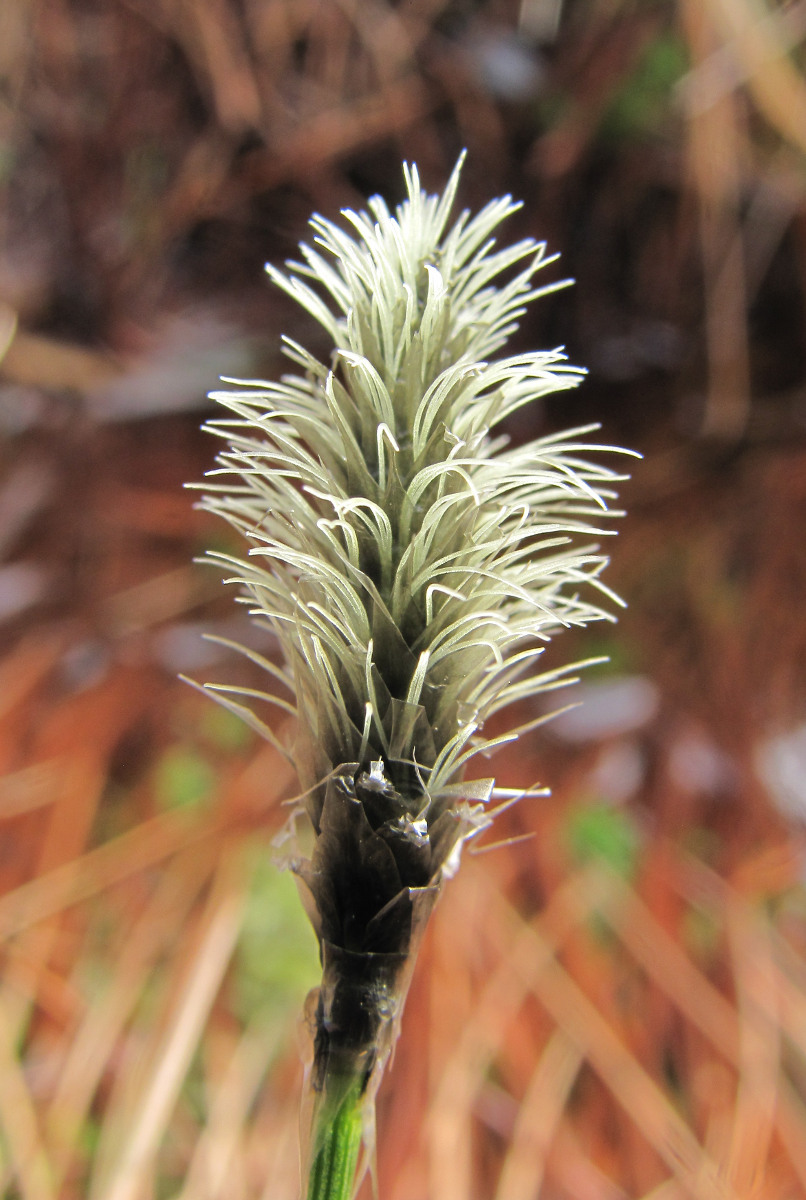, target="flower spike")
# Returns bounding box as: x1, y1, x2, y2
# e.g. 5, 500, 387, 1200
193, 156, 634, 1200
